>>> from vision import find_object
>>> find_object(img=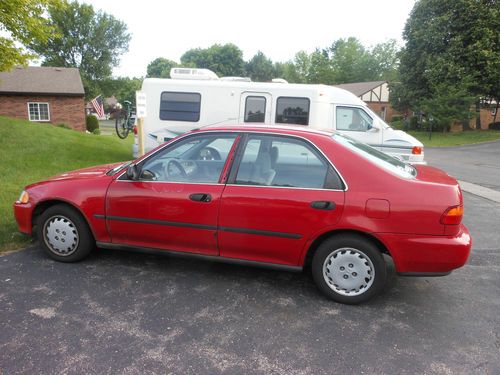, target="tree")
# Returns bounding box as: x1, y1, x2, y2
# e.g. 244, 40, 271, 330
245, 51, 274, 82
180, 44, 245, 77
0, 0, 58, 72
146, 58, 178, 78
398, 0, 500, 129
98, 77, 142, 105
29, 0, 130, 98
